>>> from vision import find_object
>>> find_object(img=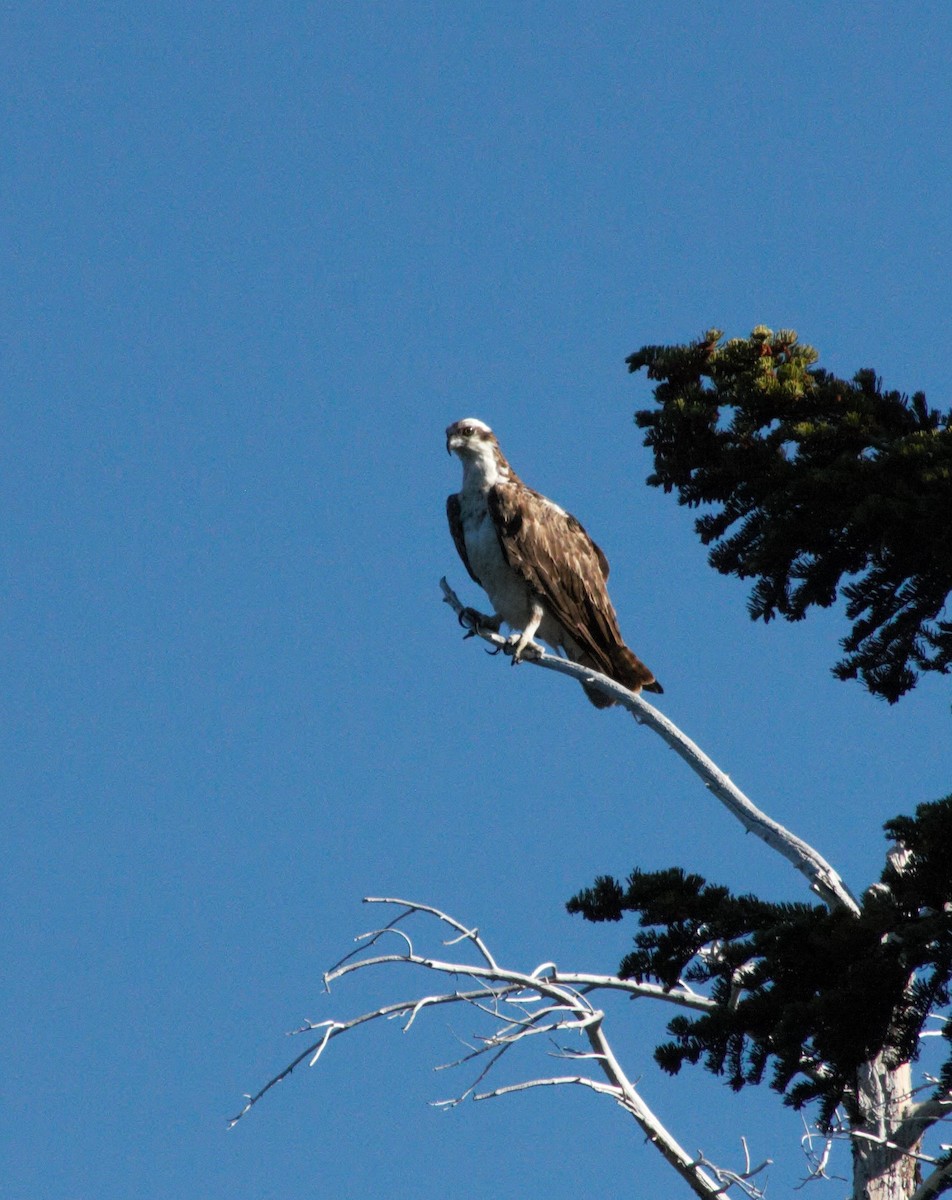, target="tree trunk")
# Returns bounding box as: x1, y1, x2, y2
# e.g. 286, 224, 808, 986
851, 1056, 921, 1200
